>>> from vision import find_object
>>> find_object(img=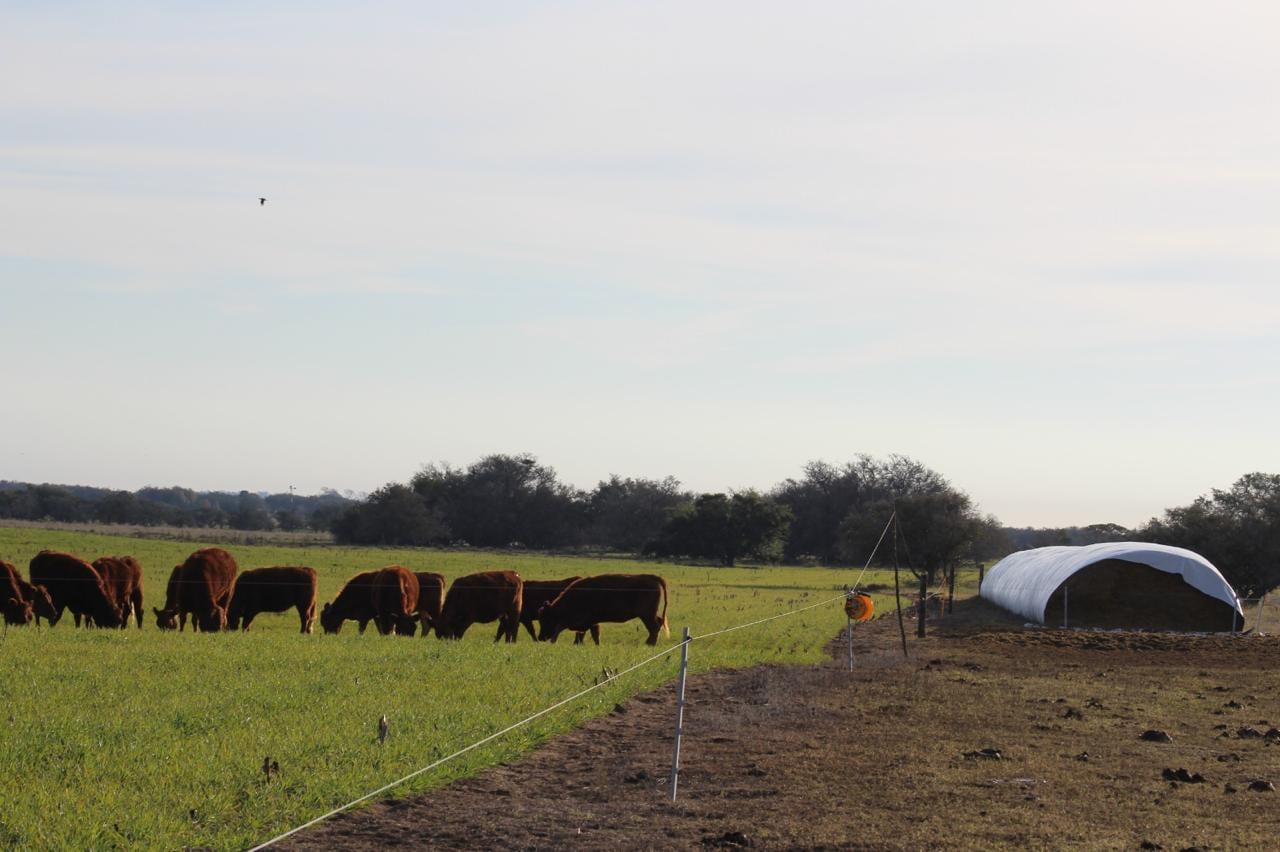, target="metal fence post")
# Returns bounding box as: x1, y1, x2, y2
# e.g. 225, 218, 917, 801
1257, 594, 1267, 635
847, 613, 854, 672
1063, 586, 1069, 629
670, 626, 691, 802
